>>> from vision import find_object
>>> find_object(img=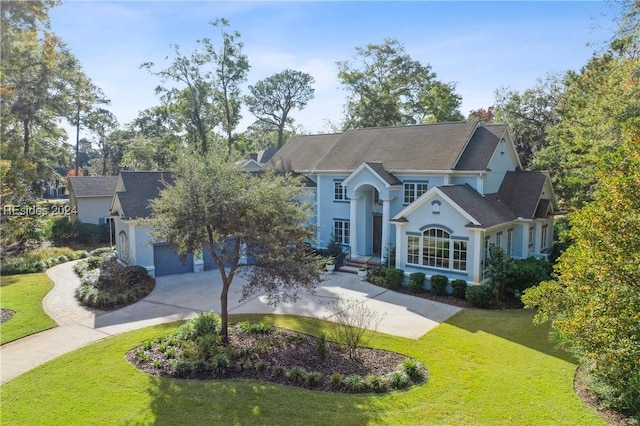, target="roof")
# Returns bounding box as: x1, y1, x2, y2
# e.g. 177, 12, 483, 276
267, 121, 480, 173
115, 171, 174, 220
363, 162, 402, 186
454, 124, 508, 171
439, 184, 517, 228
497, 170, 548, 219
68, 176, 118, 197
